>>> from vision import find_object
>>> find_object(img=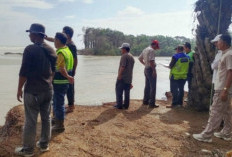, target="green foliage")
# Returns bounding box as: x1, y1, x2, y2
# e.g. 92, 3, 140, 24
82, 27, 195, 56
